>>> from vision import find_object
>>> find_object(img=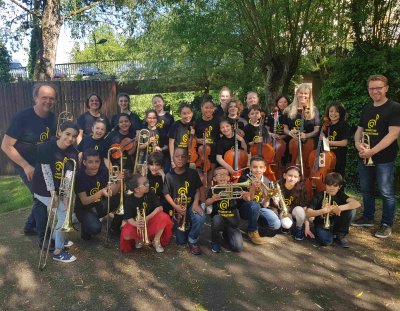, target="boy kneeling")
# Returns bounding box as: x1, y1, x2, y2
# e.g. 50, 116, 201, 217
306, 172, 360, 248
